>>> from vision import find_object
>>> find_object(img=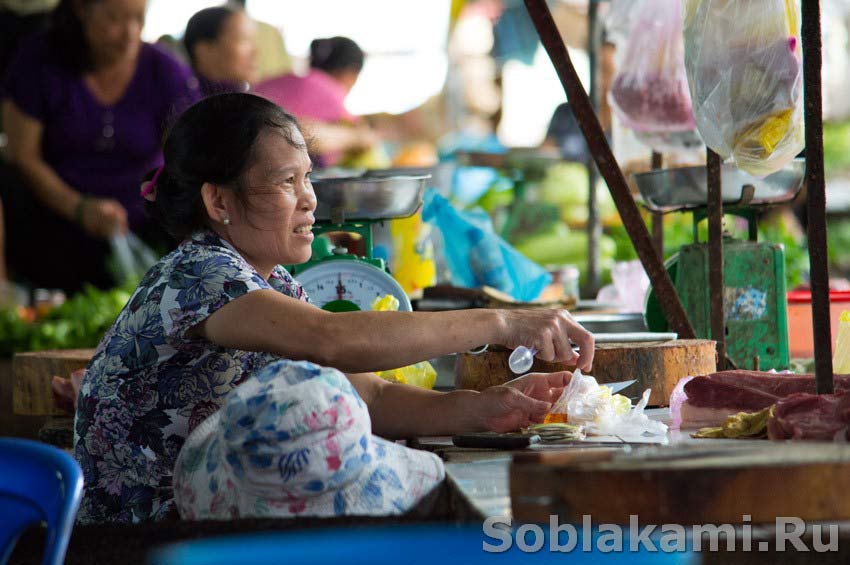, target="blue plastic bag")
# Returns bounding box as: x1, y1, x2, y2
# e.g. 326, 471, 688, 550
421, 189, 551, 302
